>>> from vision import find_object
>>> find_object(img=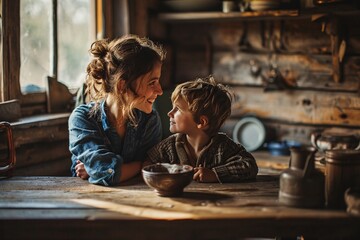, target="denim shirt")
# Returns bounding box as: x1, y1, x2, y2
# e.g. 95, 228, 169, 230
68, 101, 162, 186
